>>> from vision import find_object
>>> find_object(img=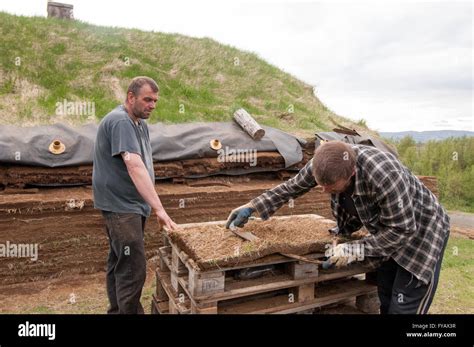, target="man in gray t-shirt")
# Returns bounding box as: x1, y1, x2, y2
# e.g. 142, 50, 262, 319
93, 76, 177, 314
93, 104, 155, 217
